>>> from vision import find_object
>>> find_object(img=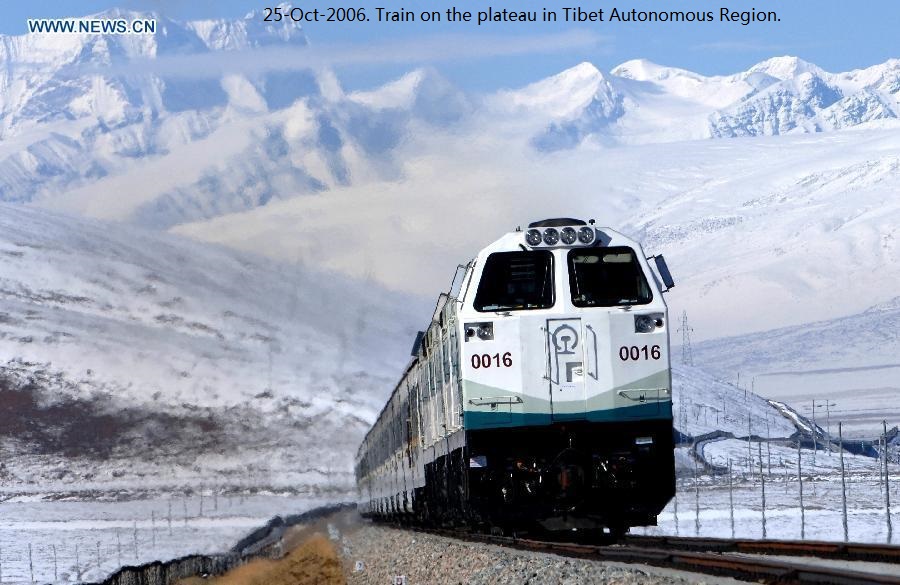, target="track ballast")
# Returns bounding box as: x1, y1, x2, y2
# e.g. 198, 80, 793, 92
409, 526, 900, 584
